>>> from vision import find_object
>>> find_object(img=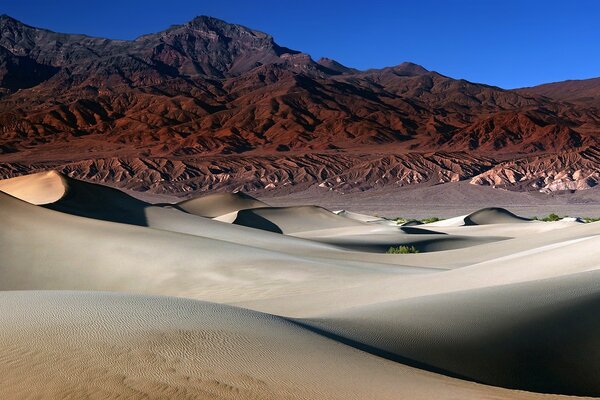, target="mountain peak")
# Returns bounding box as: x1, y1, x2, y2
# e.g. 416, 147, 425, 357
182, 15, 272, 40
186, 15, 230, 29
133, 15, 303, 78
0, 14, 27, 28
316, 57, 358, 75
392, 62, 429, 76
